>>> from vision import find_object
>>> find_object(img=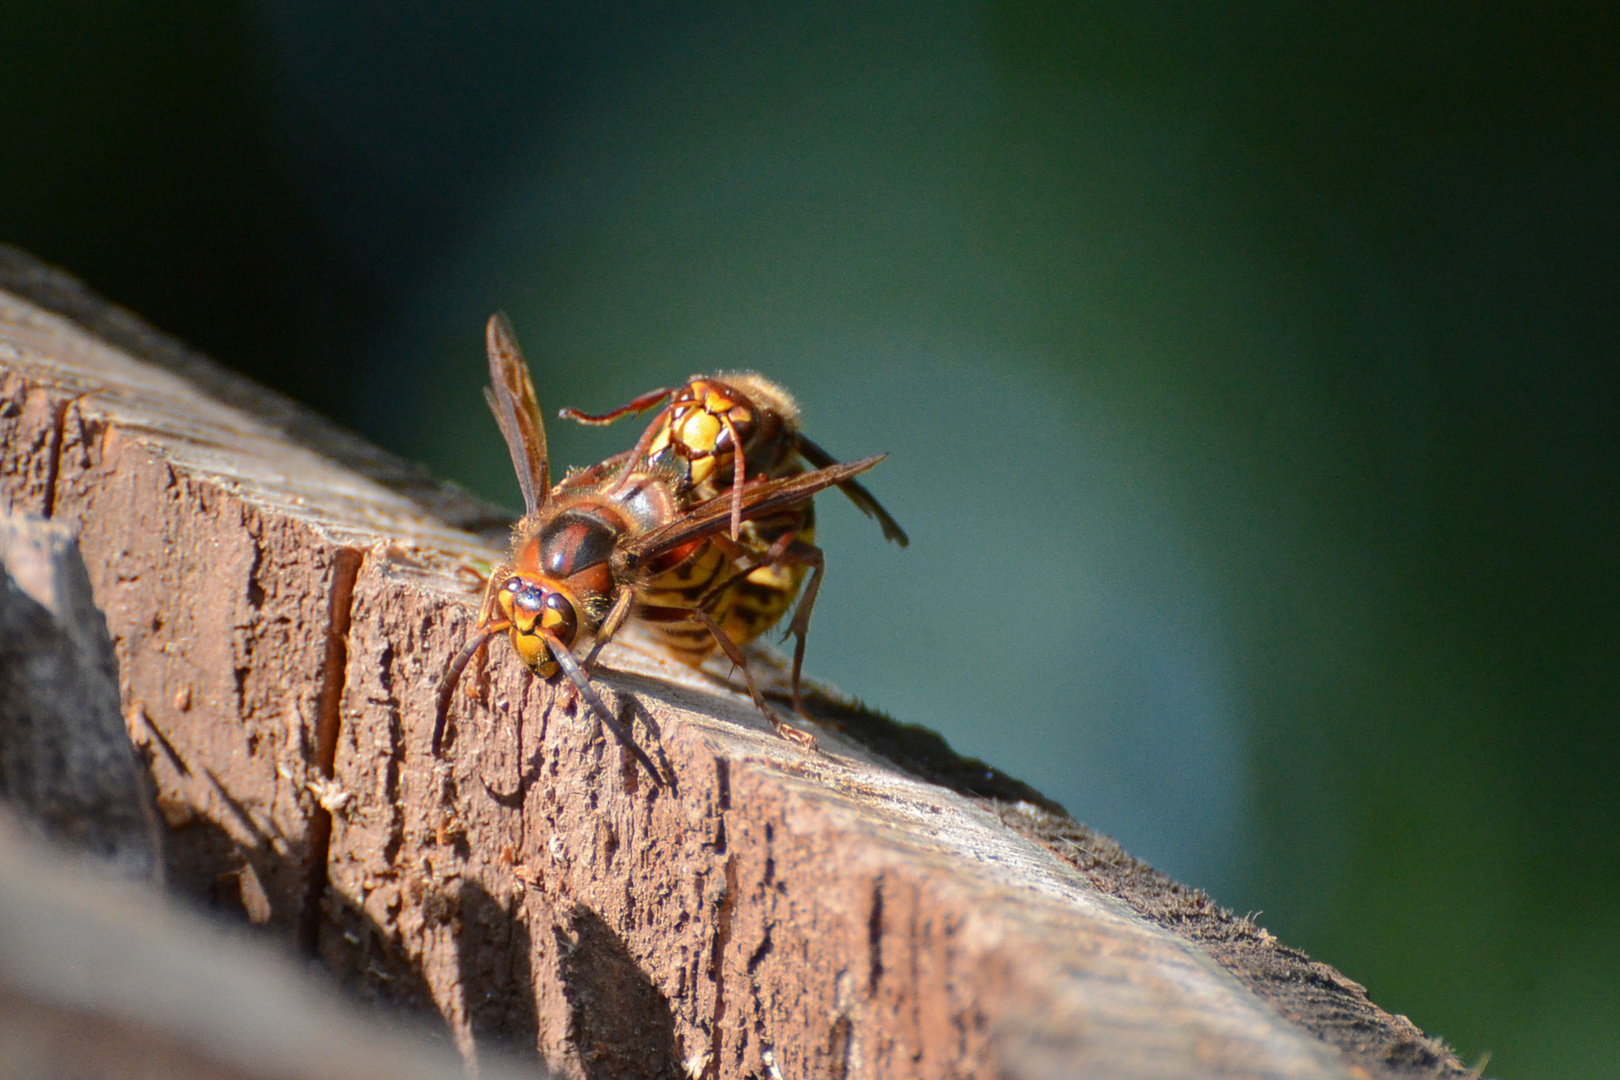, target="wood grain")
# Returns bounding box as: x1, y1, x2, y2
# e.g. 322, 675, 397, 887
0, 247, 1474, 1080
